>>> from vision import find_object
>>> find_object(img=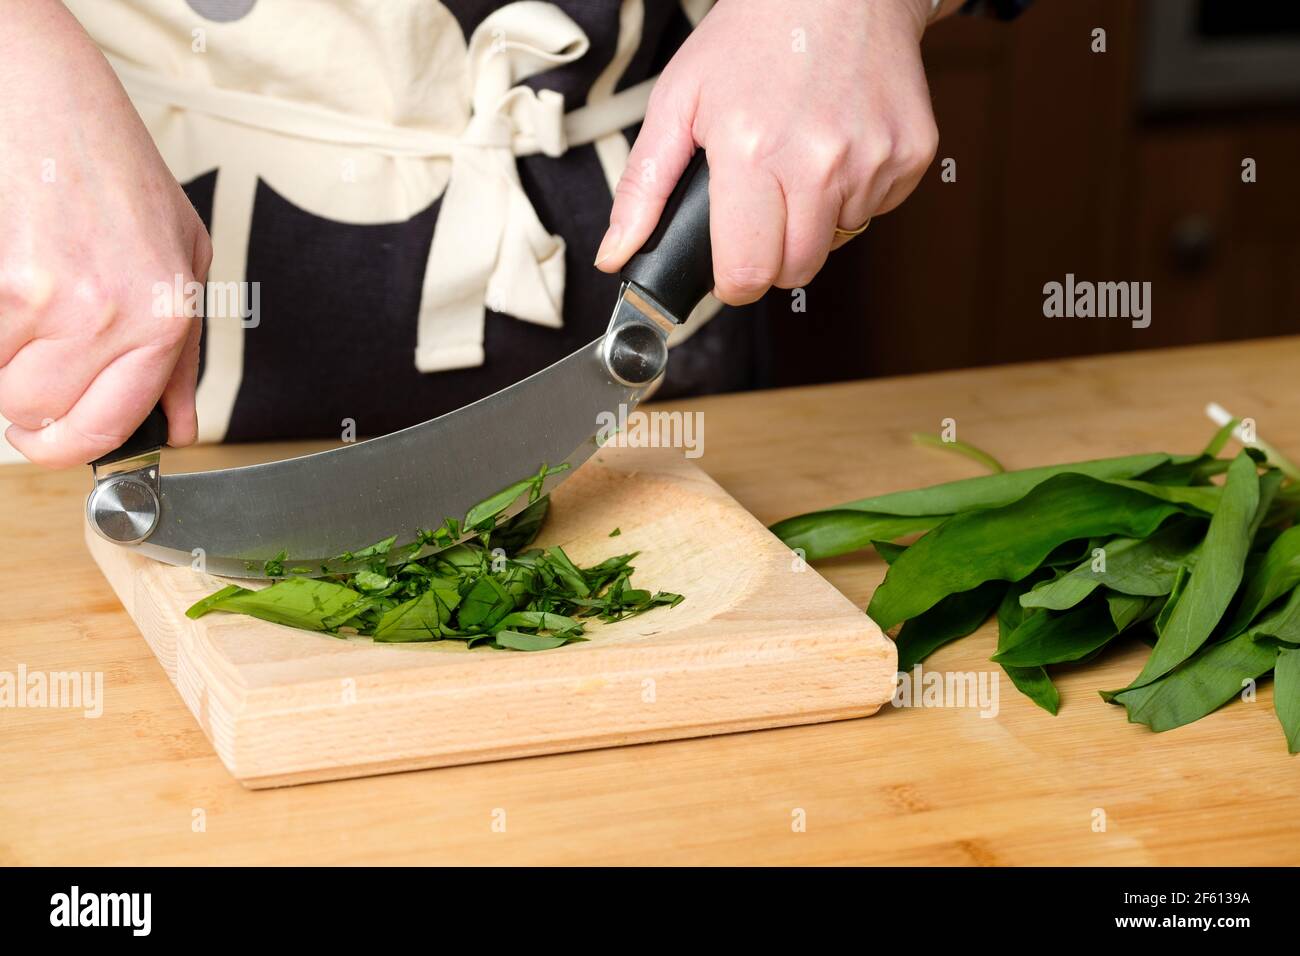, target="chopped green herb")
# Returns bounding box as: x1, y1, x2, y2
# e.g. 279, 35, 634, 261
495, 630, 570, 652
187, 467, 680, 652
263, 550, 287, 578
